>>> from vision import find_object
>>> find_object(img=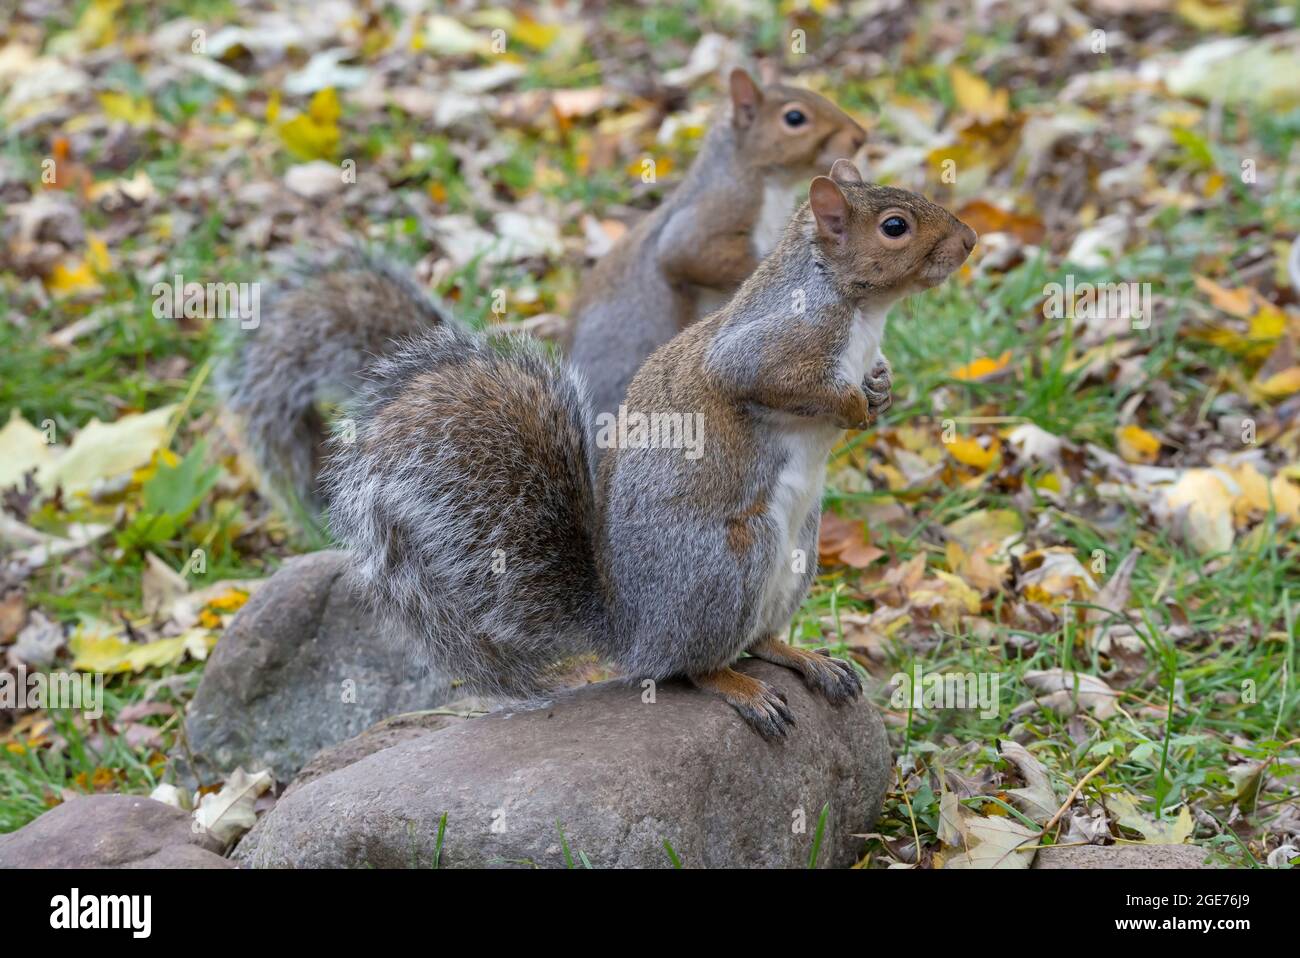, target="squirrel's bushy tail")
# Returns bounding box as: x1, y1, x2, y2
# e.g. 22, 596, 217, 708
323, 324, 609, 699
218, 251, 447, 526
